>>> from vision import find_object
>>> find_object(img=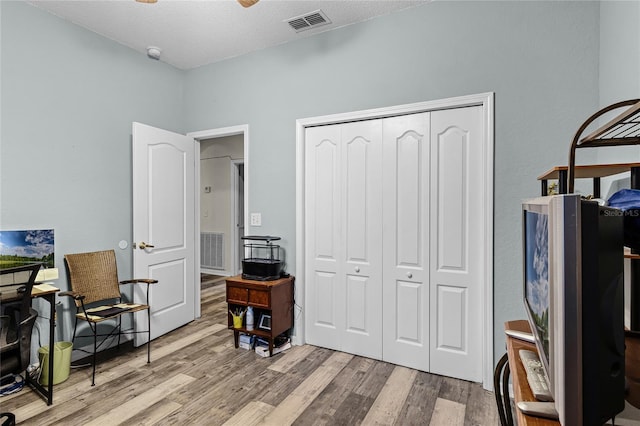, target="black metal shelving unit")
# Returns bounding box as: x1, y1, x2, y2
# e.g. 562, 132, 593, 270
539, 99, 640, 329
